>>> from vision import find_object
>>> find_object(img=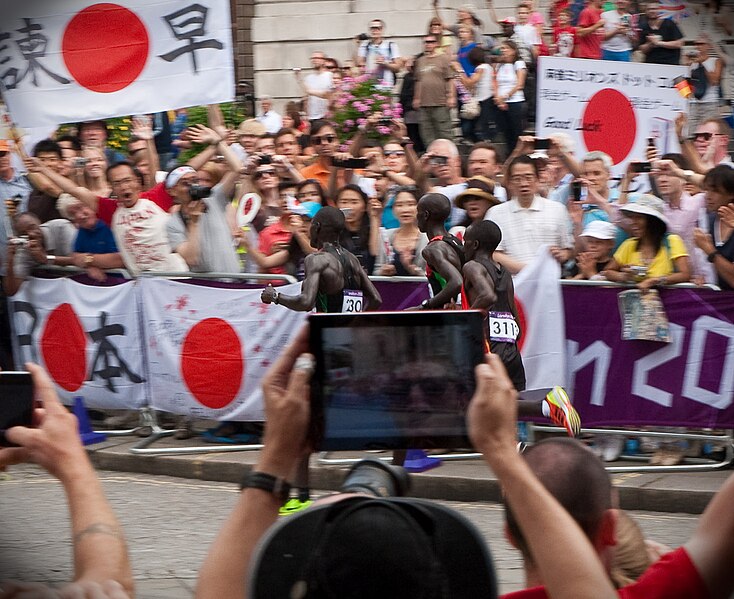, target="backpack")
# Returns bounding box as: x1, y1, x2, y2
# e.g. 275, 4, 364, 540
690, 62, 709, 100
